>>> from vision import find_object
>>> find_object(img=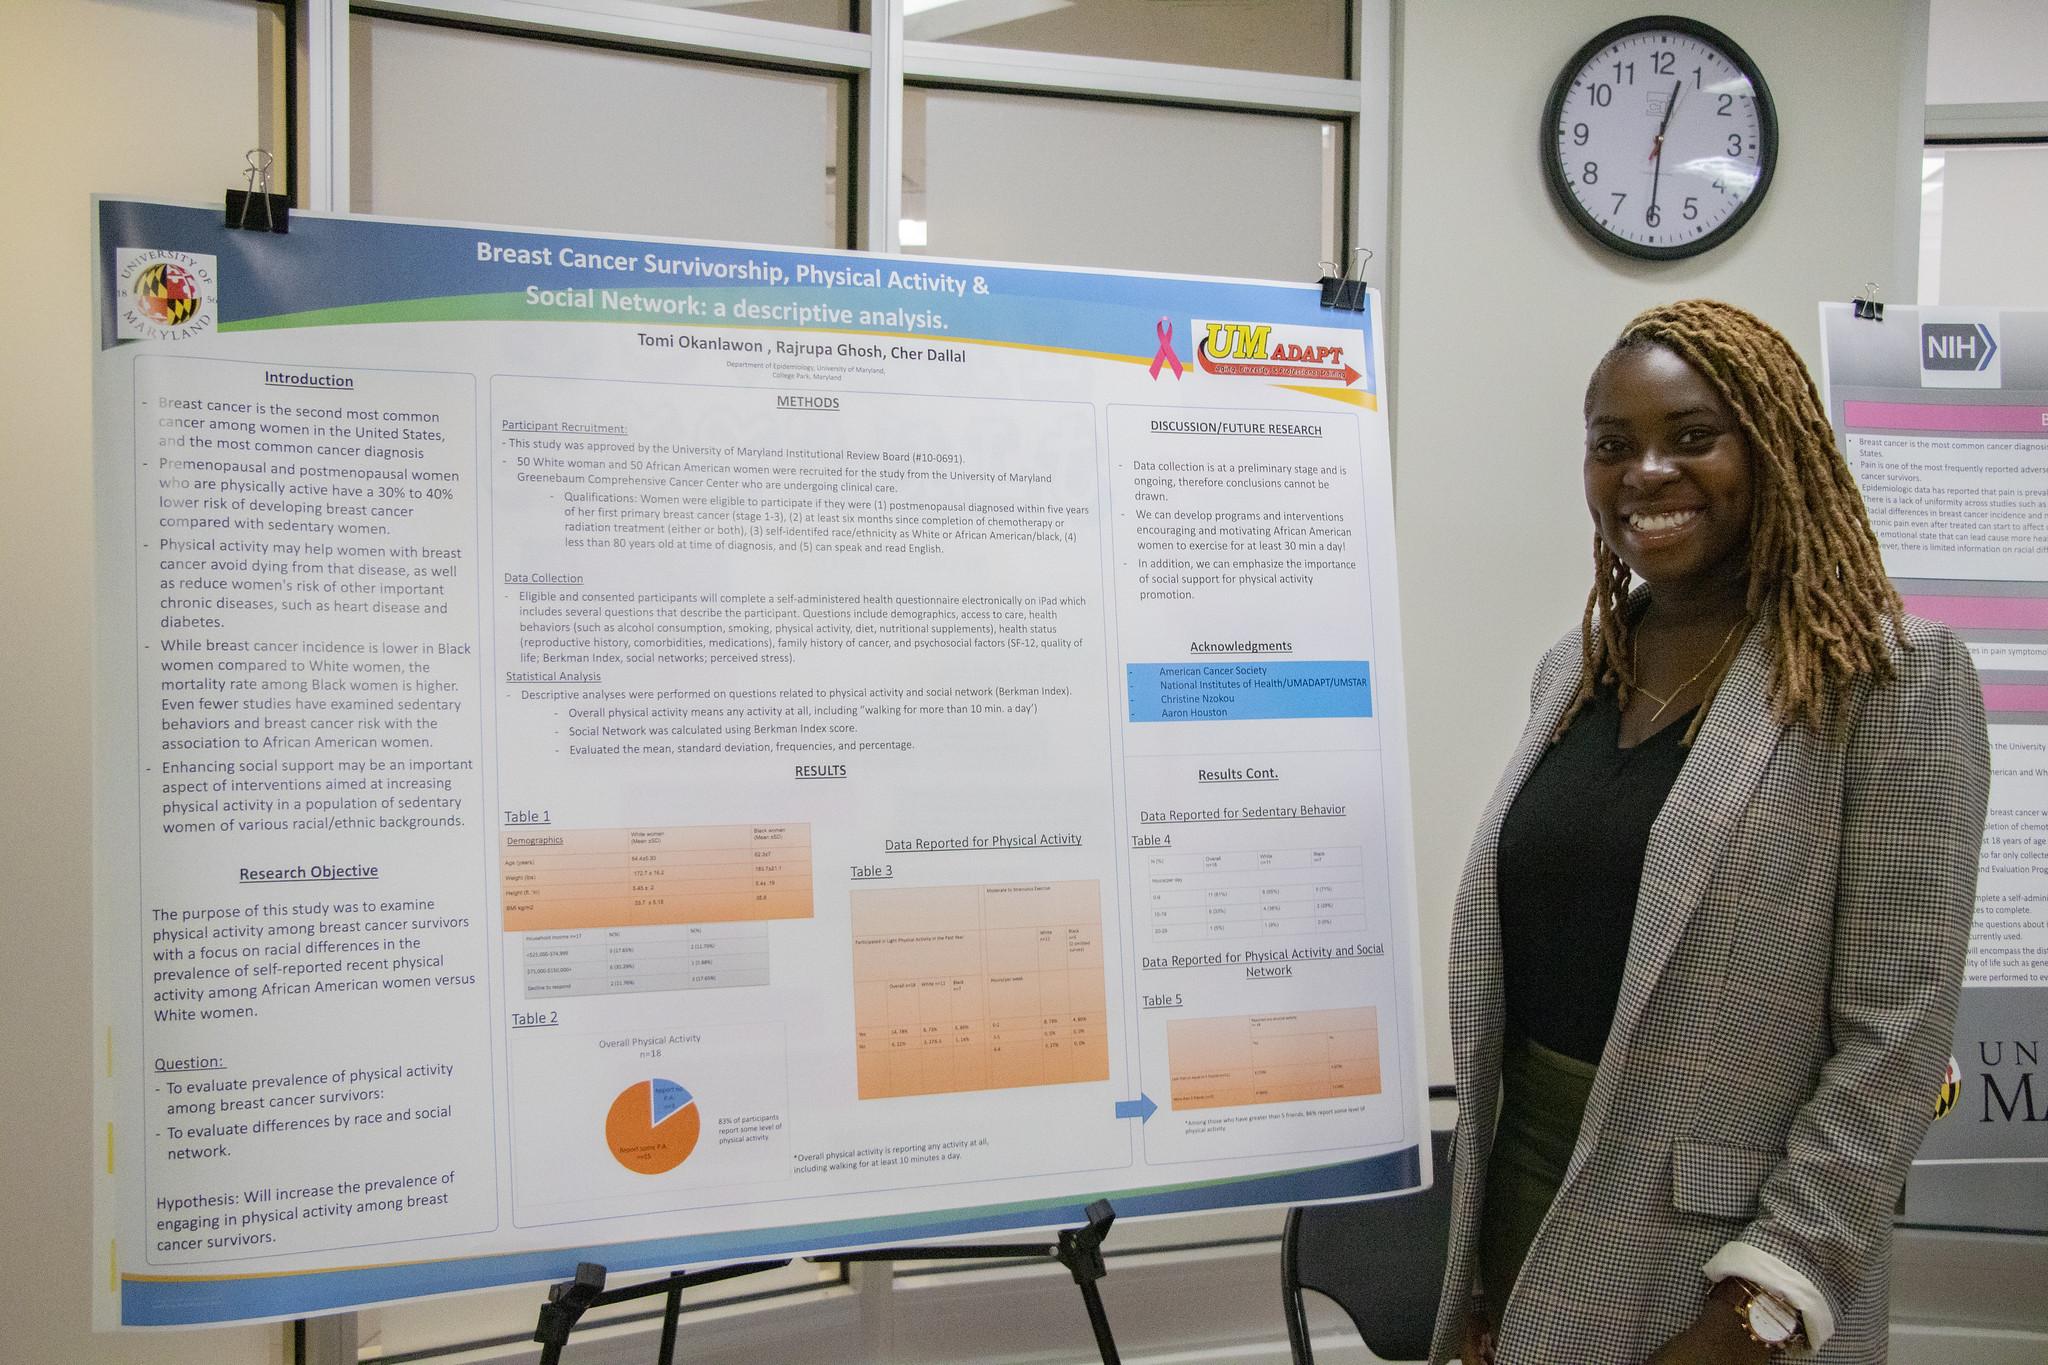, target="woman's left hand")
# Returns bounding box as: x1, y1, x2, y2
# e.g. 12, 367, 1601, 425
1642, 1297, 1769, 1365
